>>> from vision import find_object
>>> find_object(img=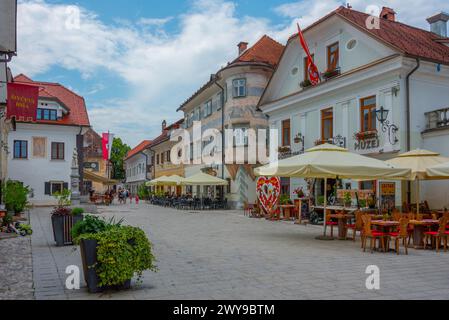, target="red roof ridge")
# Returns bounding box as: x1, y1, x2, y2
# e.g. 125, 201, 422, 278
126, 140, 153, 160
